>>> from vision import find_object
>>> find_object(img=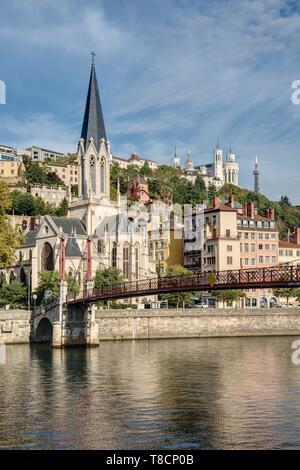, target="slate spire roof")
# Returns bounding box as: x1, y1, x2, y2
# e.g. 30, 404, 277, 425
80, 61, 107, 151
